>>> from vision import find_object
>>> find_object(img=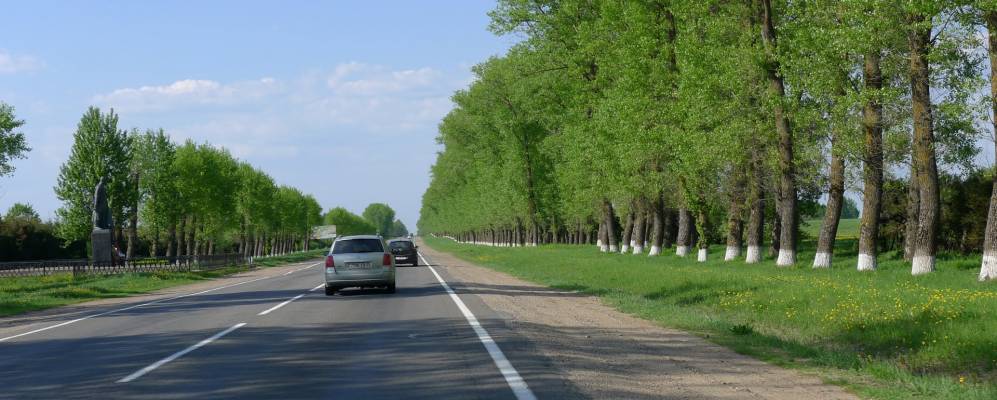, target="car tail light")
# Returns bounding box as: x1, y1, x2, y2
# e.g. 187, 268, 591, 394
383, 253, 392, 266
325, 255, 334, 268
